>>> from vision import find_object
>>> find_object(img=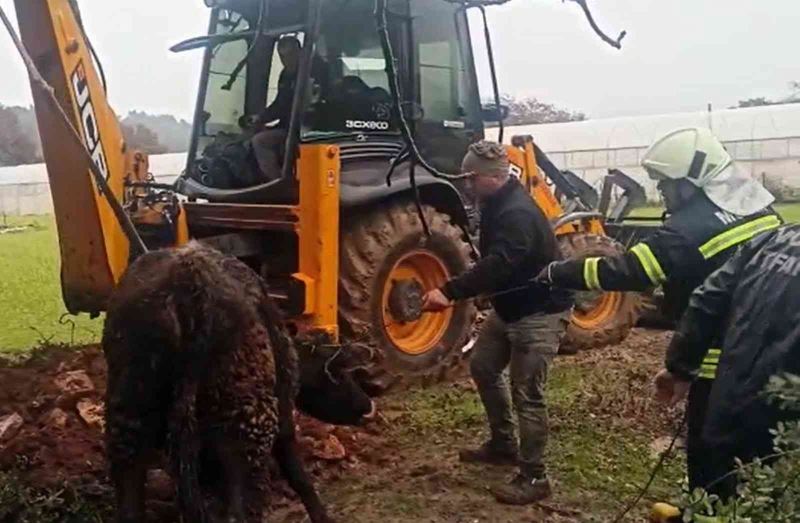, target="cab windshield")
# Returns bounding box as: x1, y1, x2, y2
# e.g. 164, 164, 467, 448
186, 0, 480, 179
300, 0, 399, 139
192, 0, 401, 151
